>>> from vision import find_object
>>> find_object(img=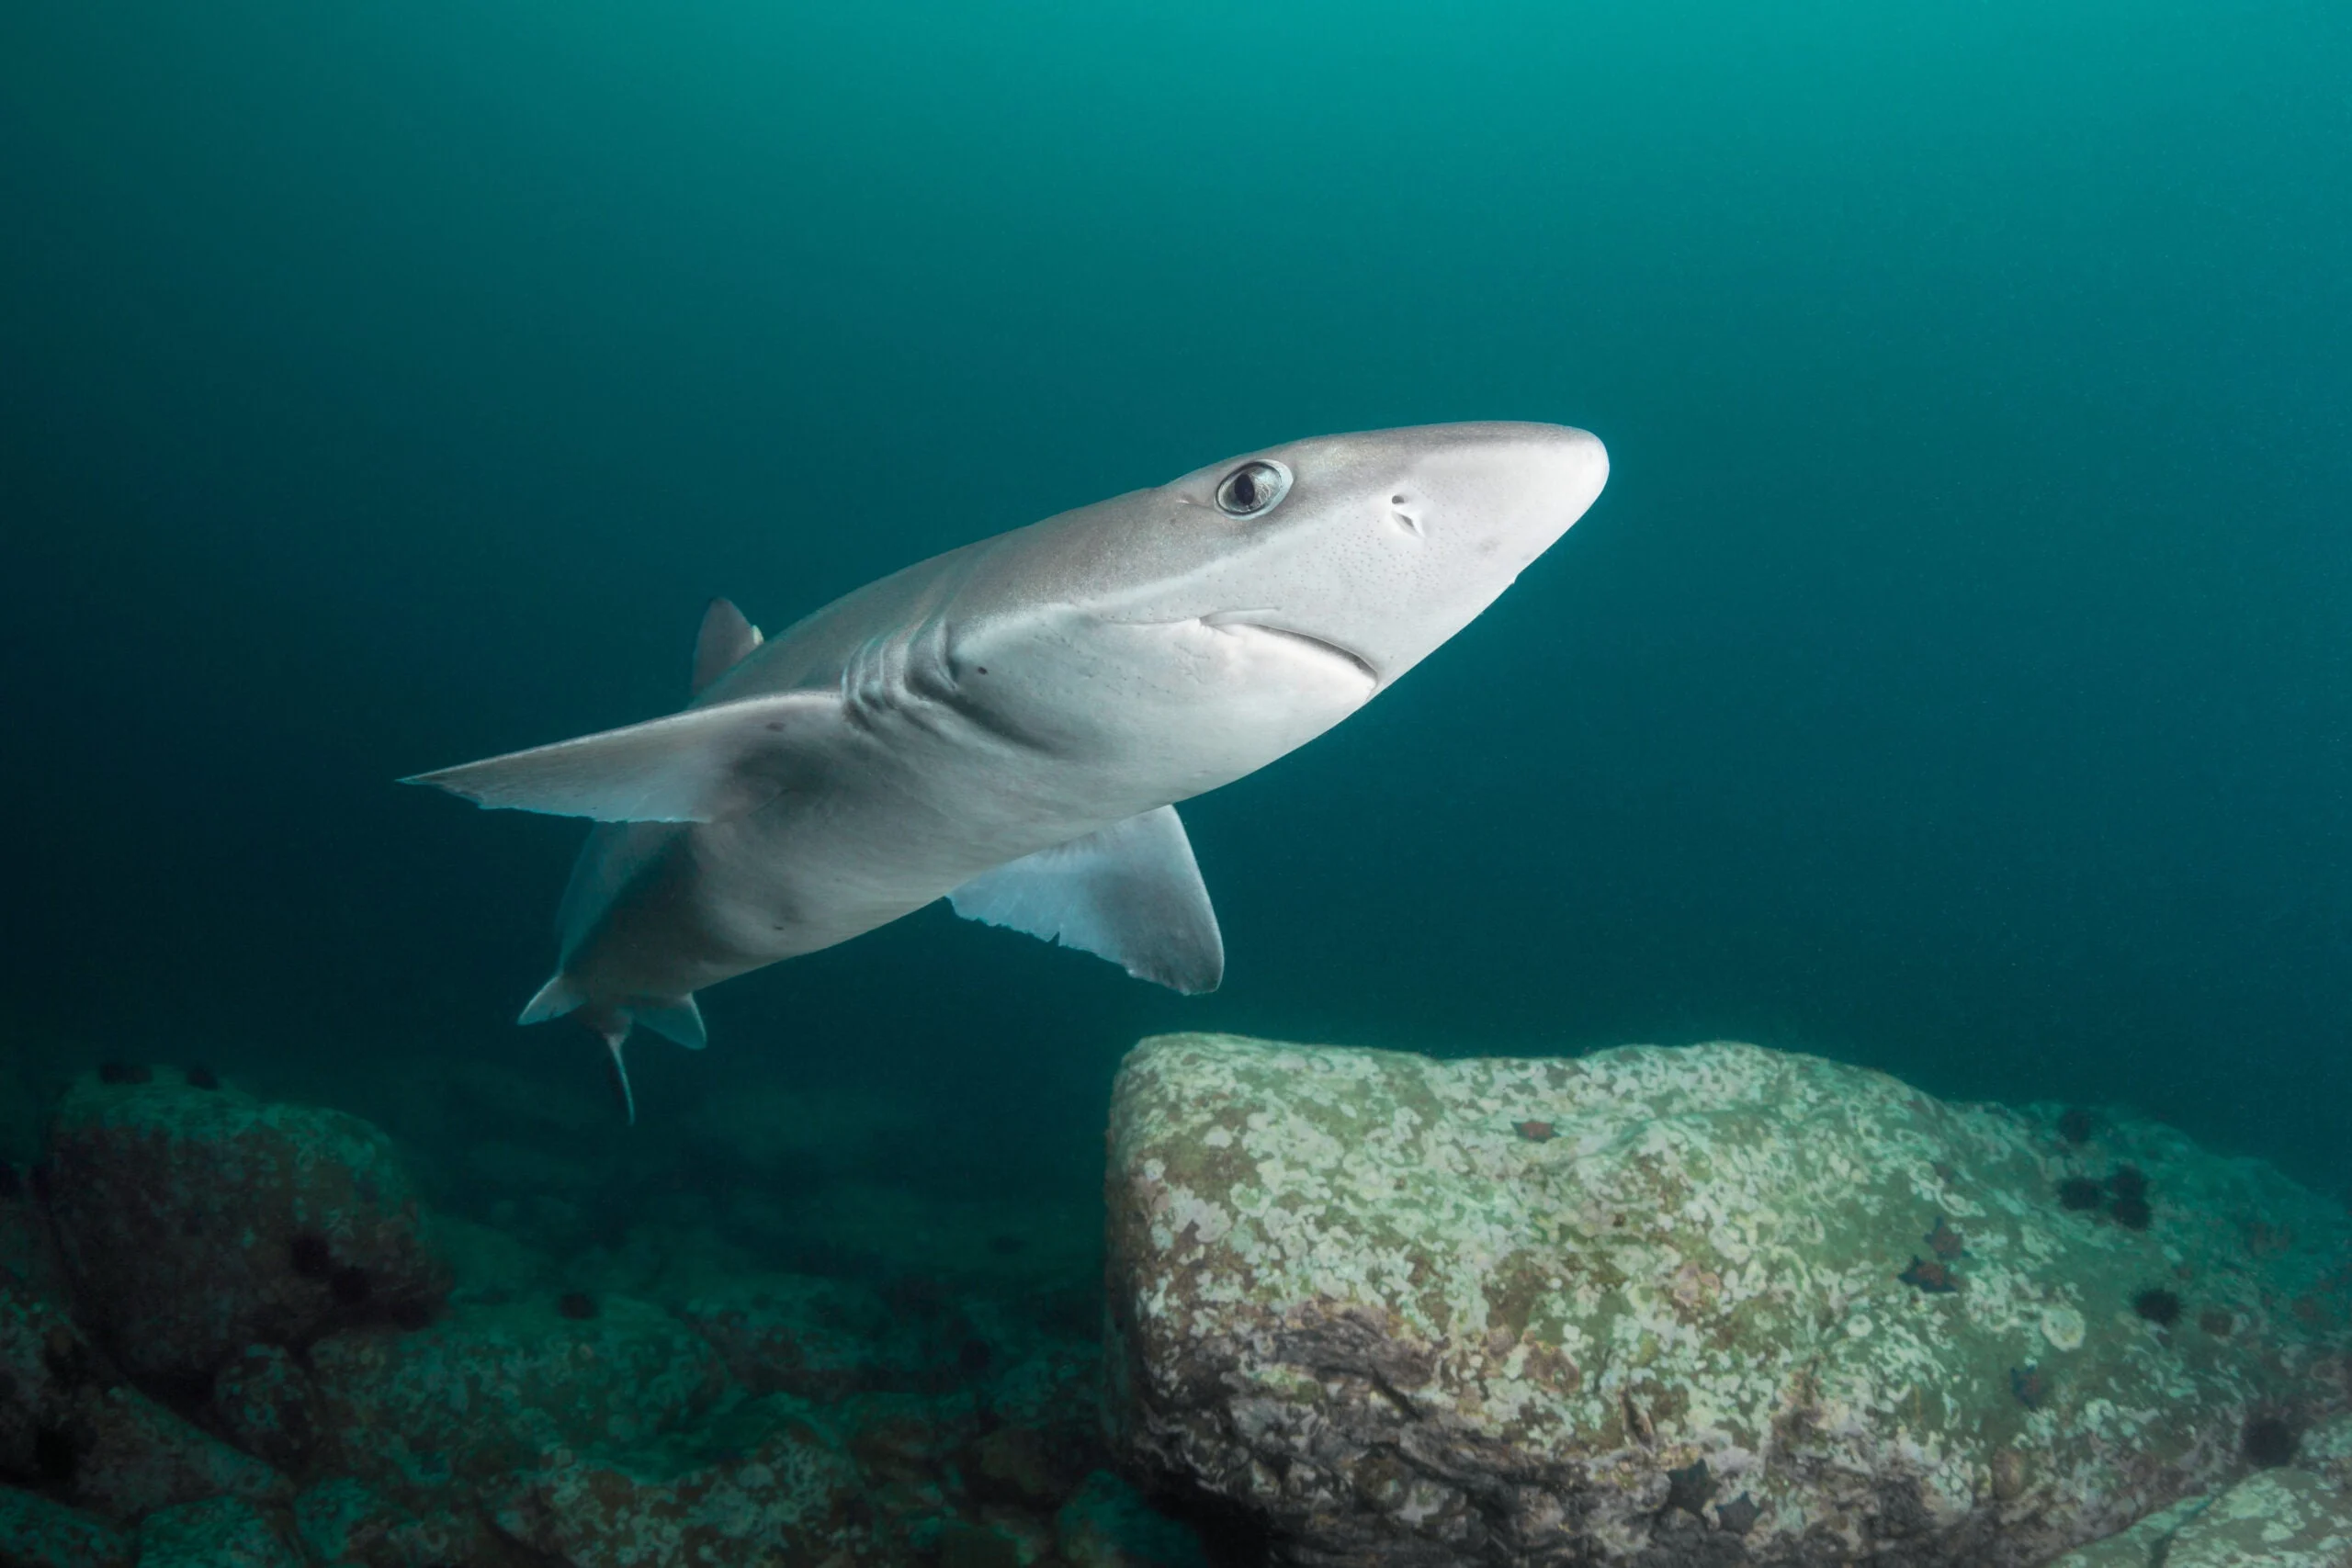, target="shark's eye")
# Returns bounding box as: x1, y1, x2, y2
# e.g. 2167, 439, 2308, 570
1216, 460, 1292, 517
